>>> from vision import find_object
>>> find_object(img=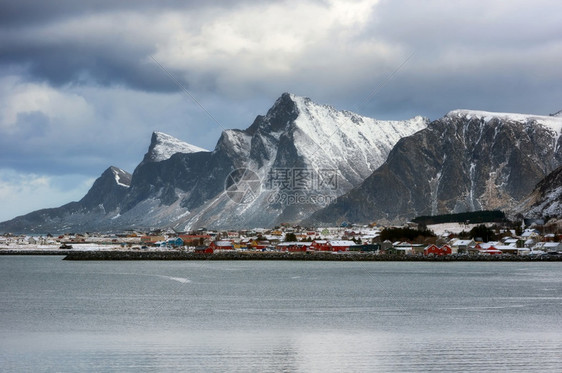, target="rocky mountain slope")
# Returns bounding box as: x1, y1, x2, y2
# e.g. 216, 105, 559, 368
169, 93, 428, 230
0, 93, 427, 232
307, 110, 562, 225
511, 165, 562, 219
